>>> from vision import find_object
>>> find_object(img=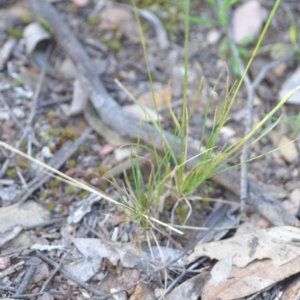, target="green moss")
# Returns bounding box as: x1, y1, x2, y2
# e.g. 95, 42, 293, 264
67, 159, 76, 168
67, 186, 76, 195
6, 168, 17, 177
40, 190, 48, 199
62, 127, 78, 140
20, 15, 32, 25
175, 202, 190, 224
49, 178, 61, 188
79, 190, 90, 198
101, 37, 121, 51
78, 146, 85, 154
48, 128, 60, 137
47, 110, 56, 121
98, 165, 107, 175
7, 27, 22, 39
15, 77, 24, 86
46, 202, 55, 212
87, 16, 99, 27
18, 161, 30, 170
20, 141, 28, 149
